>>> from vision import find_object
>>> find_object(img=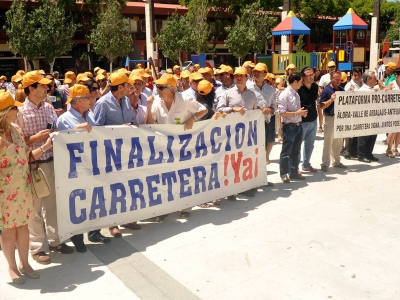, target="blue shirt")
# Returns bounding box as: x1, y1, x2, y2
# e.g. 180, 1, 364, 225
319, 84, 343, 115
94, 91, 134, 125
56, 107, 96, 130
